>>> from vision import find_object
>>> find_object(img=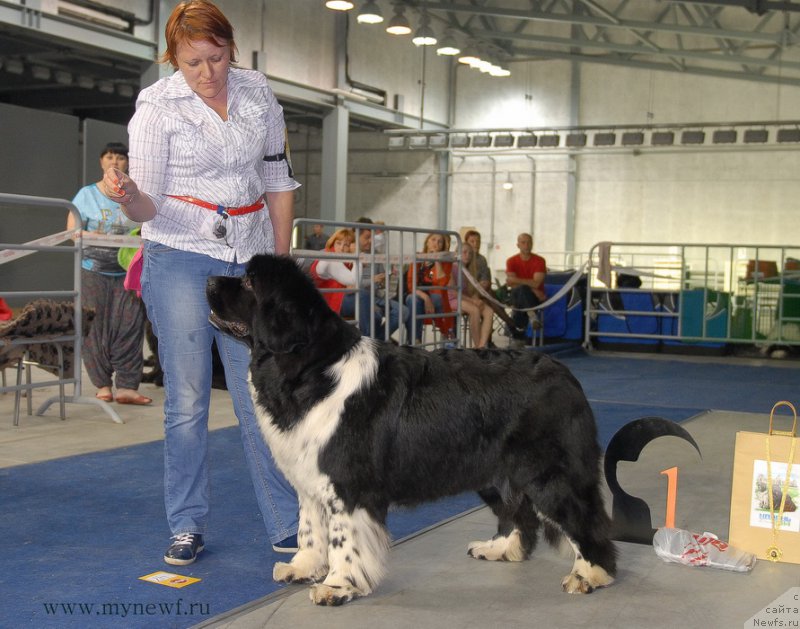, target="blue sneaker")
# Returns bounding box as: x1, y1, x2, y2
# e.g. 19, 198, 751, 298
272, 534, 298, 554
164, 533, 204, 566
